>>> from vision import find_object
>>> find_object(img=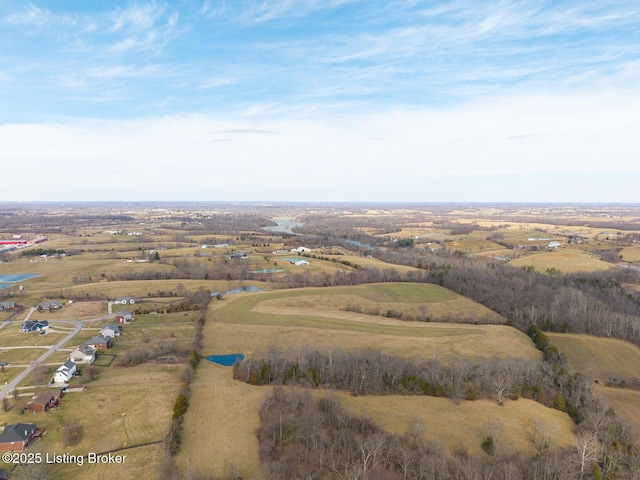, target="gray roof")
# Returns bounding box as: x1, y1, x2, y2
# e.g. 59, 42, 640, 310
62, 359, 75, 370
0, 423, 36, 443
85, 335, 110, 345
